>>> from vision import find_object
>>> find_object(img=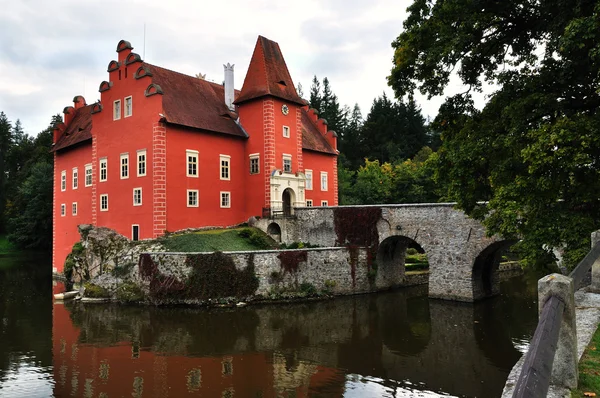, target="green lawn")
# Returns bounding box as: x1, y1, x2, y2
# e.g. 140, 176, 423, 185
0, 235, 16, 255
160, 227, 278, 252
572, 326, 600, 397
